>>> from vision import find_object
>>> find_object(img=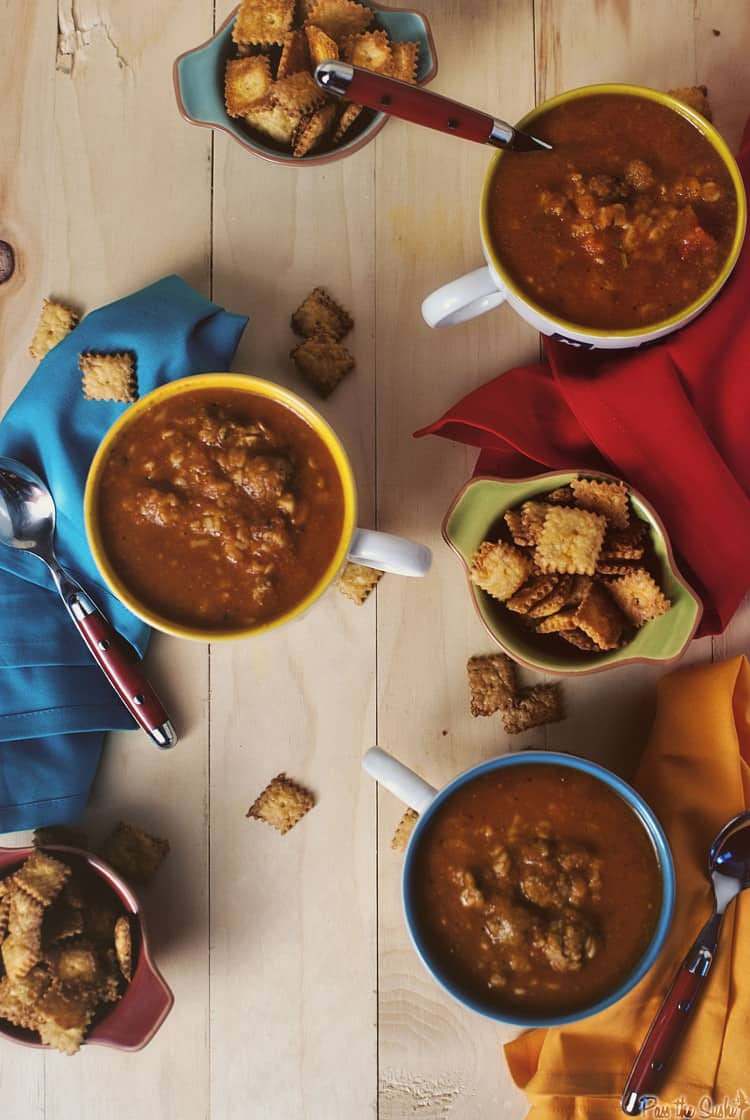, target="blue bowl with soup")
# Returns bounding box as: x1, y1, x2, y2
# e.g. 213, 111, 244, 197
364, 748, 674, 1026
